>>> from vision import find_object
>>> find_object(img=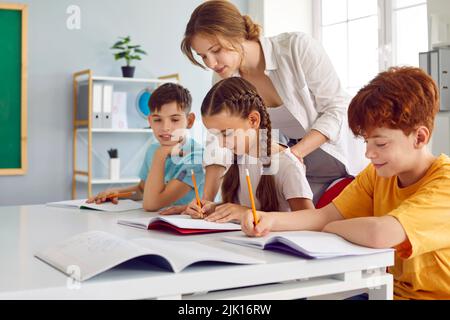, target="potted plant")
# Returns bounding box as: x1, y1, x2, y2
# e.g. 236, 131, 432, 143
111, 36, 147, 78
